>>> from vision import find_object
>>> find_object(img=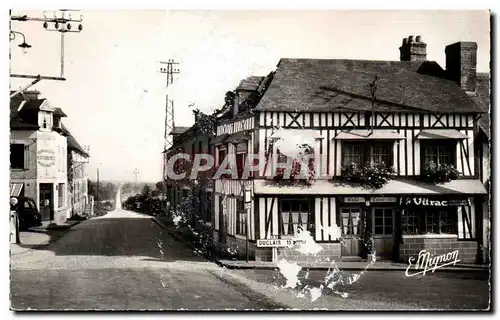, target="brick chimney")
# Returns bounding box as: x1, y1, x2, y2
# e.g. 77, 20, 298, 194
400, 35, 427, 61
445, 41, 478, 93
